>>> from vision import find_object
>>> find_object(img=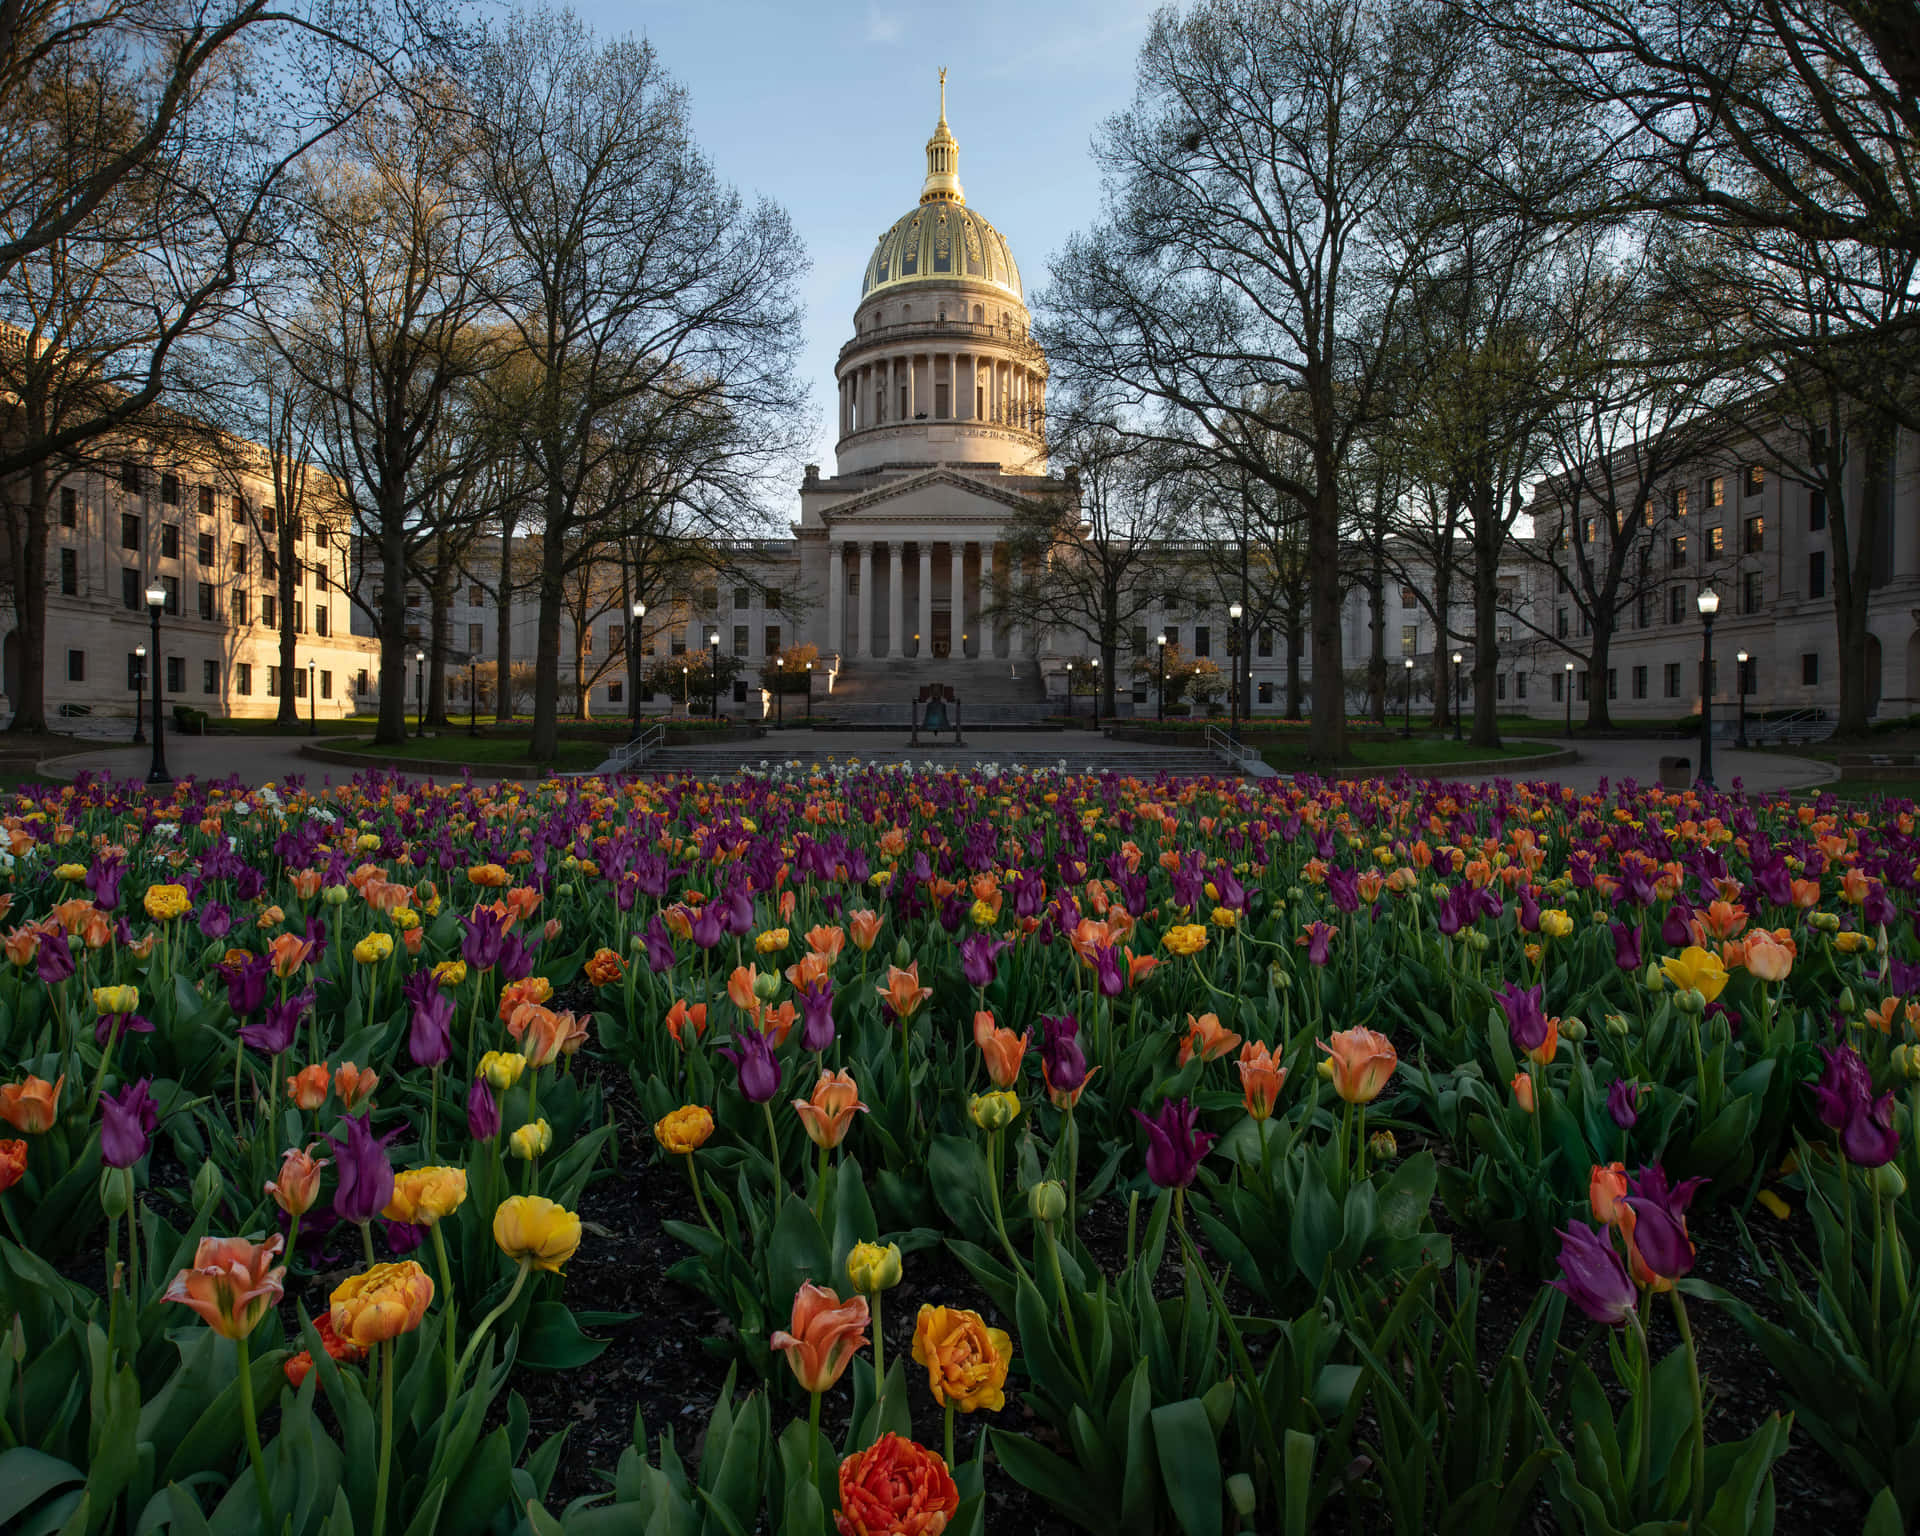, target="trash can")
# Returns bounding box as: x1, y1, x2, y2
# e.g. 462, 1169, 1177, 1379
1658, 755, 1692, 790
